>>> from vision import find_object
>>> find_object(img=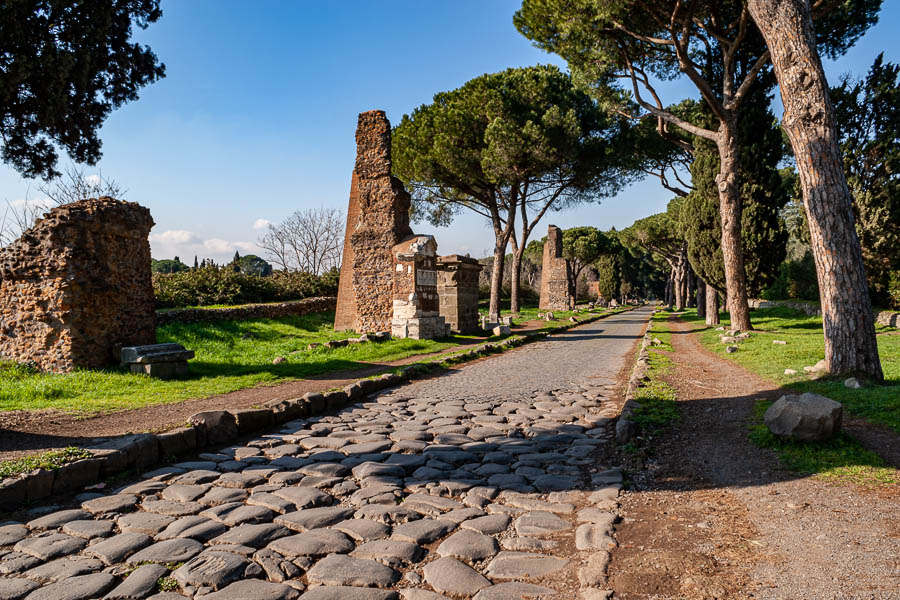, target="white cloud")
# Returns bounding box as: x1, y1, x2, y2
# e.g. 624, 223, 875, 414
253, 218, 271, 230
83, 174, 102, 187
203, 238, 234, 254
235, 241, 258, 253
150, 229, 200, 245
